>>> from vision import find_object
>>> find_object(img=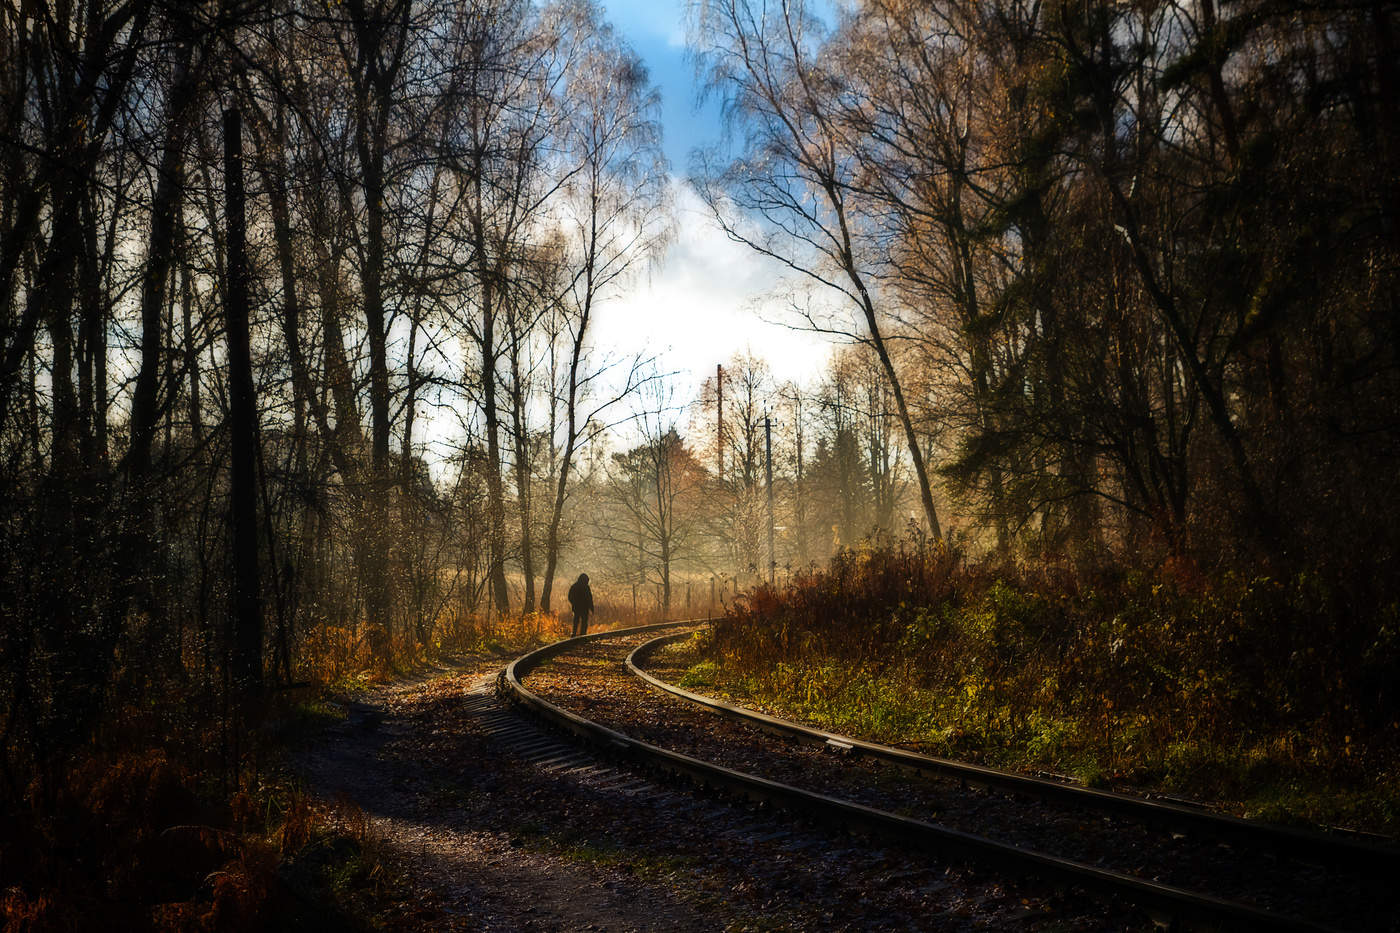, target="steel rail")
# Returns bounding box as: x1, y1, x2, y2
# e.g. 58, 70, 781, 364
502, 624, 1346, 933
627, 629, 1400, 876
